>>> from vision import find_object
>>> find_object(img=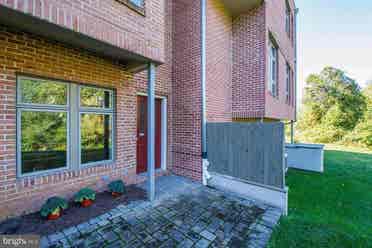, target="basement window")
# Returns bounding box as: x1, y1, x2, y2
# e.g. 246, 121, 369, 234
17, 76, 115, 177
